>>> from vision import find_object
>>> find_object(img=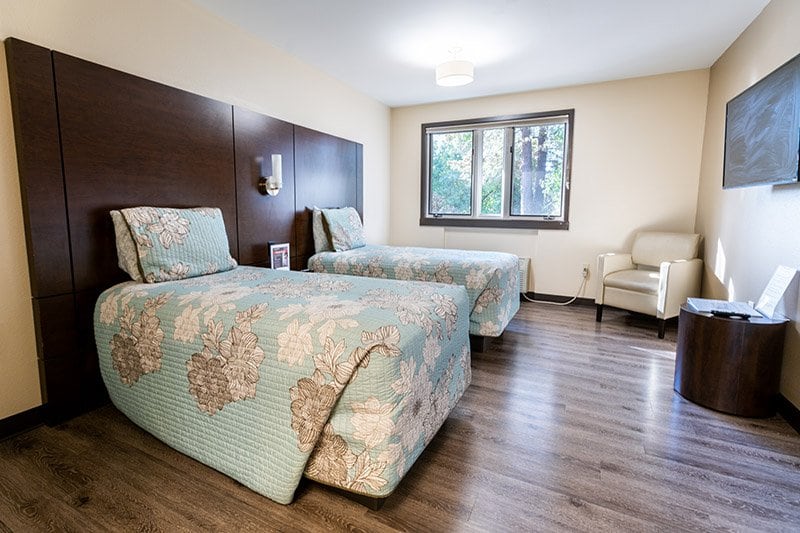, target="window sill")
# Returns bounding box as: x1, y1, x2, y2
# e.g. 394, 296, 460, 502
420, 217, 568, 230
